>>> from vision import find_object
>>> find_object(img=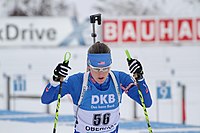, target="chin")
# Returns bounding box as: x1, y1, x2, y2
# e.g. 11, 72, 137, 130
97, 80, 105, 84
